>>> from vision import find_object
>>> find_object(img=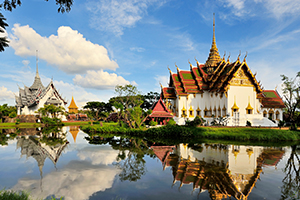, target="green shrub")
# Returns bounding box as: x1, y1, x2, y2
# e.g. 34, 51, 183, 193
278, 120, 284, 129
167, 118, 176, 125
0, 190, 30, 200
149, 120, 158, 126
15, 118, 20, 125
246, 121, 252, 127
9, 112, 17, 118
